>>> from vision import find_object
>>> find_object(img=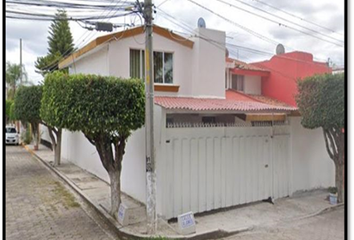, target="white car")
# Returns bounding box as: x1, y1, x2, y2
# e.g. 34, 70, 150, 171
6, 126, 19, 145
